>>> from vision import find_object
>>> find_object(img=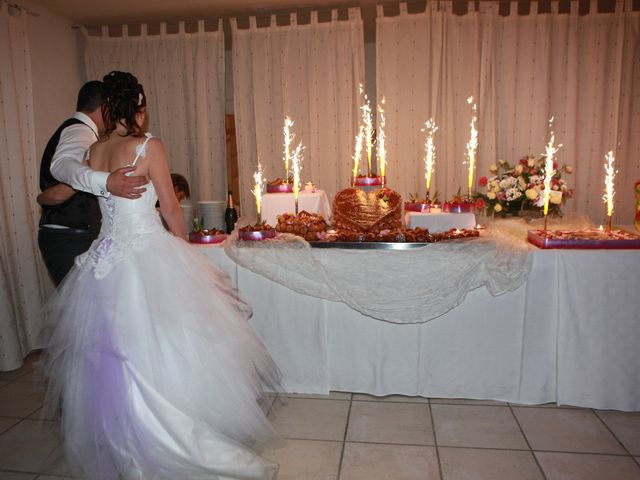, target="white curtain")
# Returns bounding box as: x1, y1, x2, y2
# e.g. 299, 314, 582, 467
231, 9, 364, 218
84, 21, 227, 202
0, 2, 48, 370
377, 1, 640, 224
